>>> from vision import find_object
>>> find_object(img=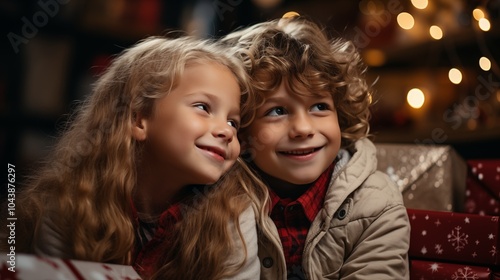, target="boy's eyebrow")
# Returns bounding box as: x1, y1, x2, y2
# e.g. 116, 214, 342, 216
263, 94, 332, 103
262, 95, 288, 103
